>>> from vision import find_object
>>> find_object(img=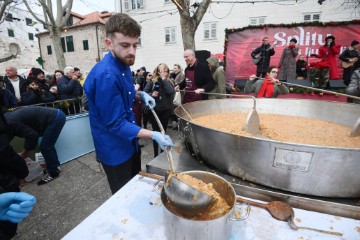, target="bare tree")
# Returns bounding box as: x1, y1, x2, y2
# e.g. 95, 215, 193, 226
171, 0, 211, 50
0, 0, 14, 22
23, 0, 73, 70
